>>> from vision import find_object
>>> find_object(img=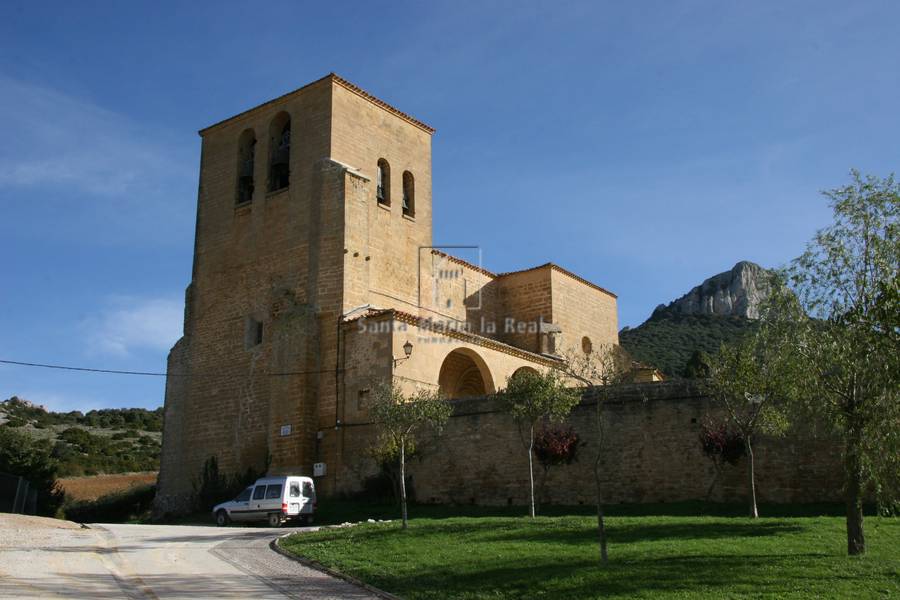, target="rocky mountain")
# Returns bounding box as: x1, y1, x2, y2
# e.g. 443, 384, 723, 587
620, 261, 777, 377
652, 261, 776, 320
